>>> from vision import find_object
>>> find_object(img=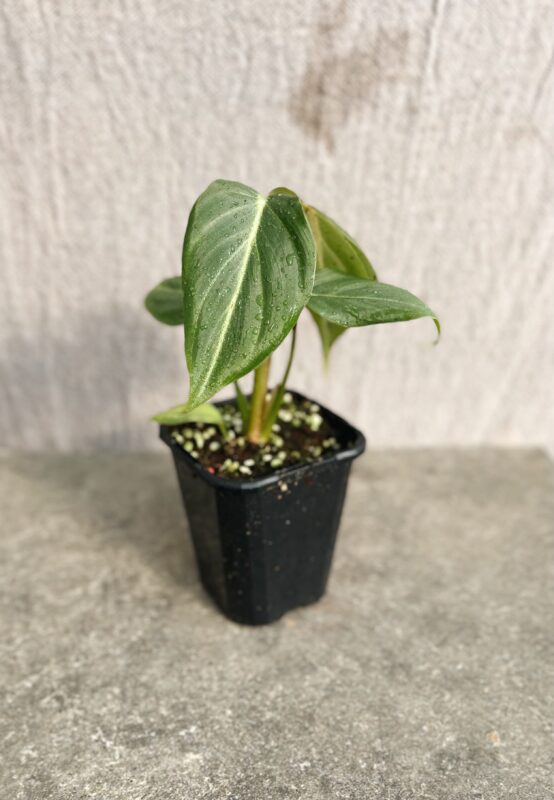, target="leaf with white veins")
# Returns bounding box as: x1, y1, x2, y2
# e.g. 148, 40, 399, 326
308, 269, 440, 335
304, 205, 377, 360
182, 180, 316, 410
